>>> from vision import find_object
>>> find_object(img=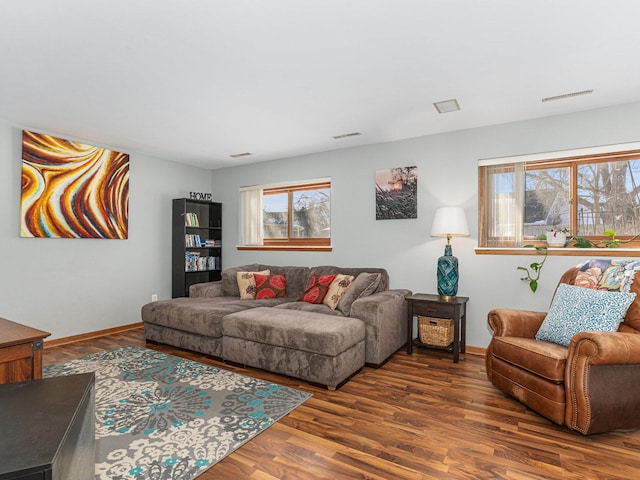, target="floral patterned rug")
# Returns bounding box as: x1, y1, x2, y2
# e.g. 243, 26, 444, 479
43, 345, 311, 480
